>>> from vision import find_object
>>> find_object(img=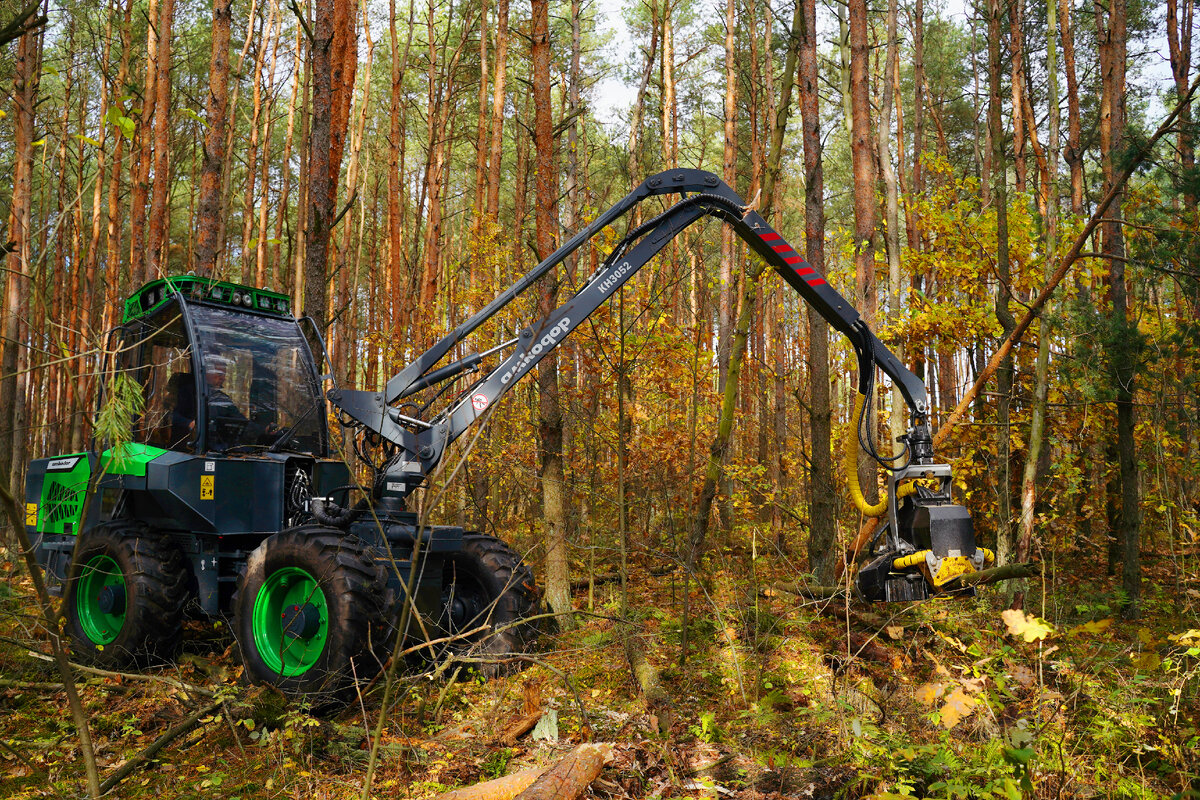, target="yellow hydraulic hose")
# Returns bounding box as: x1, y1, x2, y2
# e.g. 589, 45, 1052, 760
893, 550, 930, 570
846, 391, 918, 517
